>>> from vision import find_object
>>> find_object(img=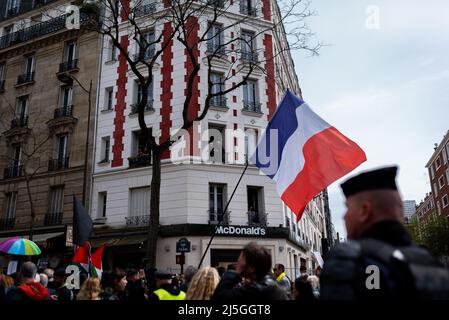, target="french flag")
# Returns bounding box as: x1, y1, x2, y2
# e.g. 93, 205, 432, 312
253, 90, 366, 221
